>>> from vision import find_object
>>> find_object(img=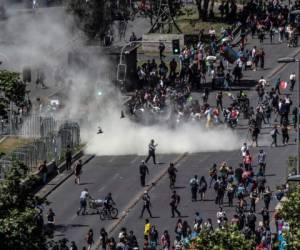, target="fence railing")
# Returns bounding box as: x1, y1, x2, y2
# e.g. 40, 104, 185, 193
0, 115, 80, 179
